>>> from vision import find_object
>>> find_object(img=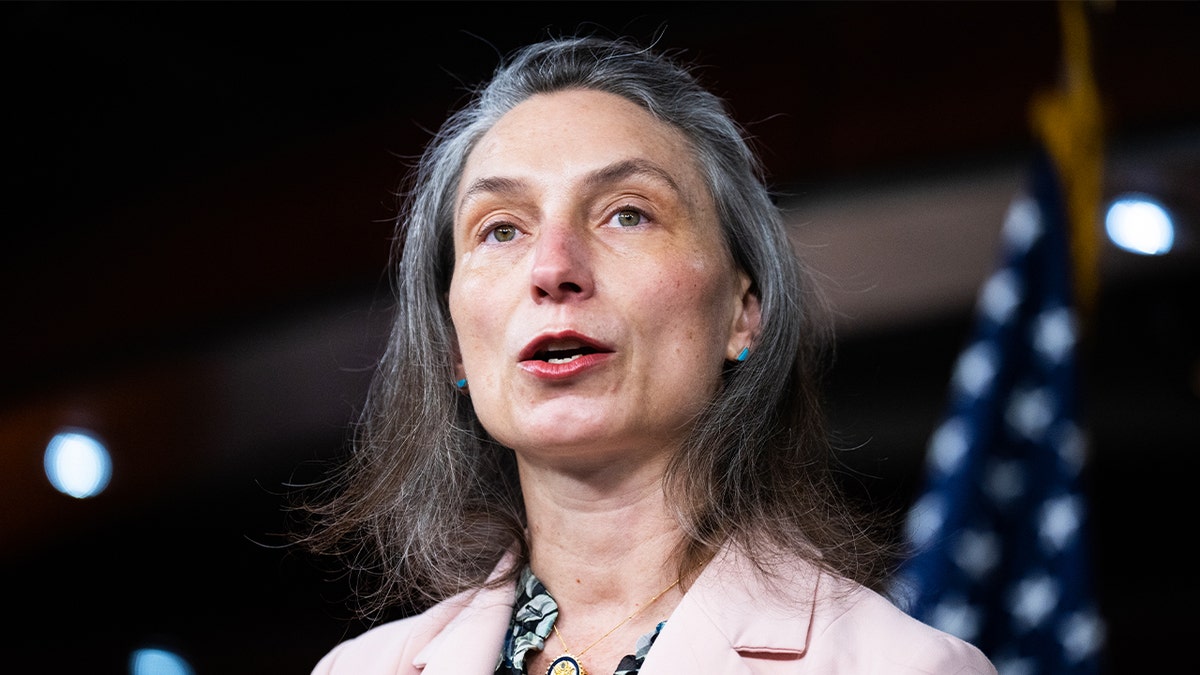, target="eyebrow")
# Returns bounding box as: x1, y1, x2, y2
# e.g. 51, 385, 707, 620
456, 158, 686, 221
580, 158, 684, 197
457, 175, 525, 221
